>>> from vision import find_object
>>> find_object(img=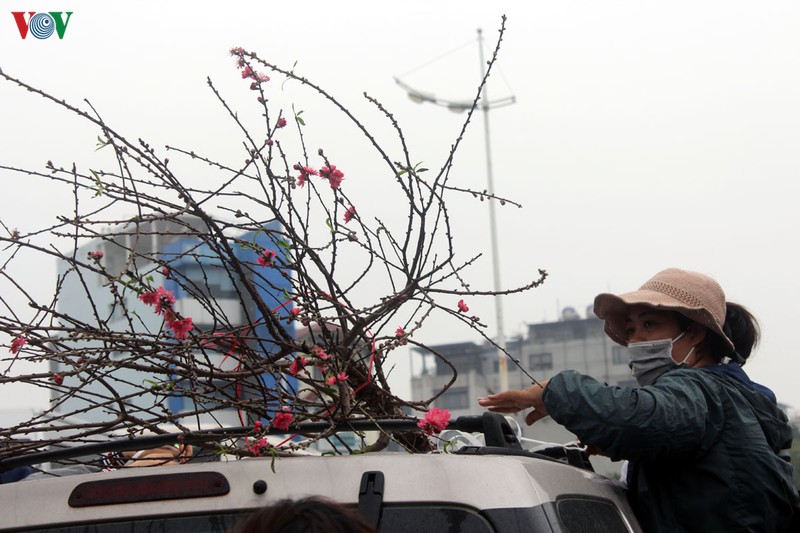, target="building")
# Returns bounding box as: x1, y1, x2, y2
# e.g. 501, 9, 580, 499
51, 216, 294, 432
411, 306, 634, 476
